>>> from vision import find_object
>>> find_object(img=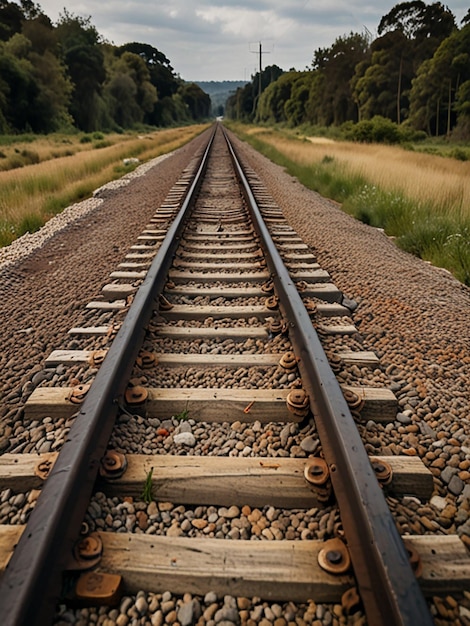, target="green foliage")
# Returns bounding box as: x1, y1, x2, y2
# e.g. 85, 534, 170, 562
178, 82, 211, 120
18, 212, 44, 234
225, 65, 284, 122
226, 5, 469, 139
0, 219, 17, 247
311, 32, 370, 125
93, 139, 111, 149
450, 147, 469, 161
344, 184, 413, 234
343, 116, 403, 143
141, 467, 154, 504
173, 407, 189, 421
0, 4, 209, 134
